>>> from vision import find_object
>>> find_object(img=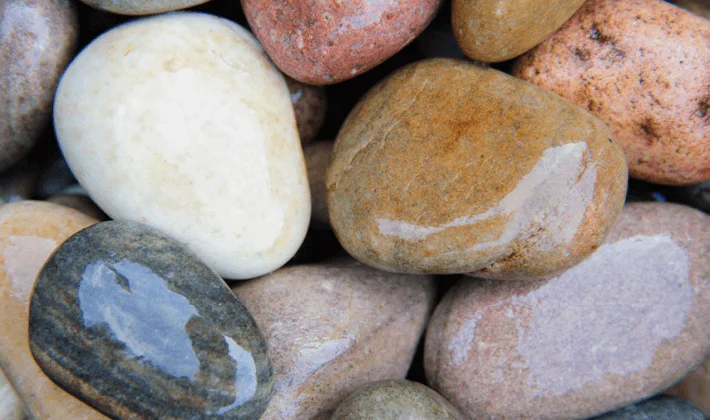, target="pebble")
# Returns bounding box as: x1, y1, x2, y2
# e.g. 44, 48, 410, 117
286, 77, 327, 145
28, 220, 274, 419
513, 0, 710, 185
0, 160, 39, 204
425, 202, 710, 419
327, 58, 627, 279
452, 0, 586, 62
592, 396, 705, 420
232, 259, 435, 420
0, 201, 104, 419
331, 380, 466, 420
0, 368, 26, 420
47, 193, 109, 221
241, 0, 442, 84
0, 0, 79, 173
304, 141, 333, 228
77, 0, 211, 15
666, 359, 710, 417
53, 12, 311, 280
